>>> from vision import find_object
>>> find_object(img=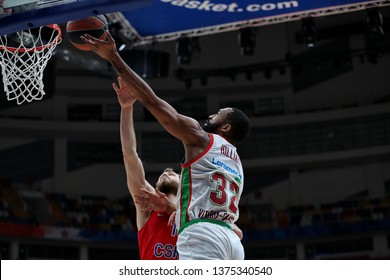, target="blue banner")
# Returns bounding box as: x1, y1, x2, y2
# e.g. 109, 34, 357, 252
122, 0, 378, 36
